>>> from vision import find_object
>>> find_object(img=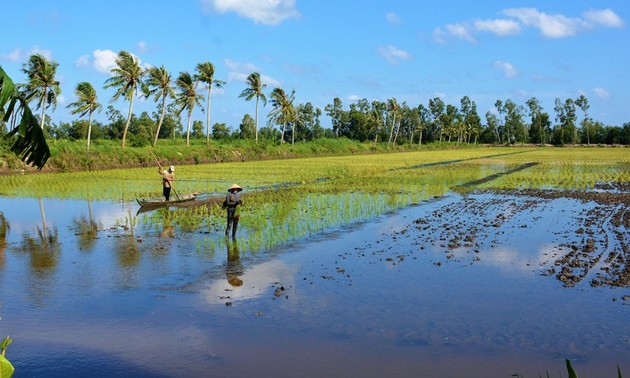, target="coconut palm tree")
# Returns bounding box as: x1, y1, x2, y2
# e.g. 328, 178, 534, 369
103, 50, 146, 149
20, 53, 61, 130
386, 98, 399, 148
575, 94, 590, 145
66, 82, 102, 151
173, 71, 204, 146
145, 66, 175, 146
0, 67, 50, 169
195, 62, 225, 146
369, 107, 383, 148
269, 87, 295, 144
239, 72, 267, 143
